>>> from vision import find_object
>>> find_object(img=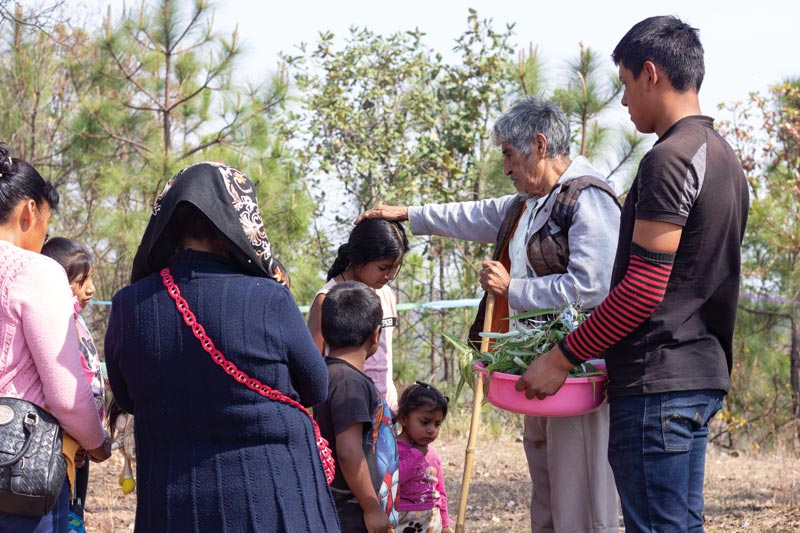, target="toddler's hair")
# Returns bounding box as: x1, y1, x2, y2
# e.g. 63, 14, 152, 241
327, 218, 409, 281
398, 381, 449, 420
321, 280, 383, 349
41, 236, 93, 285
